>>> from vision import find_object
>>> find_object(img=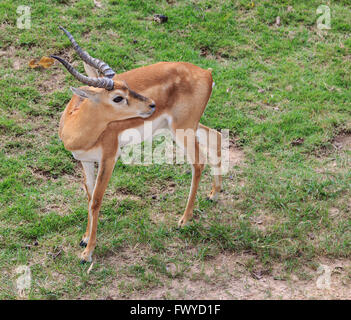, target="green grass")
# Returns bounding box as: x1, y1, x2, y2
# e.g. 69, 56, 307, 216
1, 0, 351, 299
